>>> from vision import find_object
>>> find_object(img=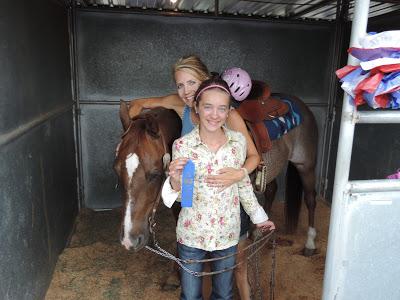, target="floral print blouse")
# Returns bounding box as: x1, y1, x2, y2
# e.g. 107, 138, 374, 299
163, 125, 268, 251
